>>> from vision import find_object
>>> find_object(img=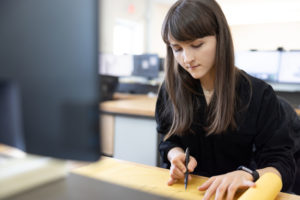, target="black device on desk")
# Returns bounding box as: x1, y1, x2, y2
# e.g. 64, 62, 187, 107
117, 82, 159, 94
100, 75, 119, 101
117, 54, 160, 94
0, 0, 101, 161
